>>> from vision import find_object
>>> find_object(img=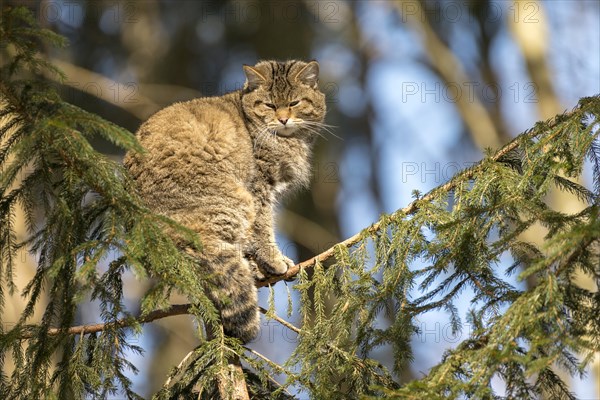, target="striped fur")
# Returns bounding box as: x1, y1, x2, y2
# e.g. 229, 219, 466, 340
124, 60, 326, 342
